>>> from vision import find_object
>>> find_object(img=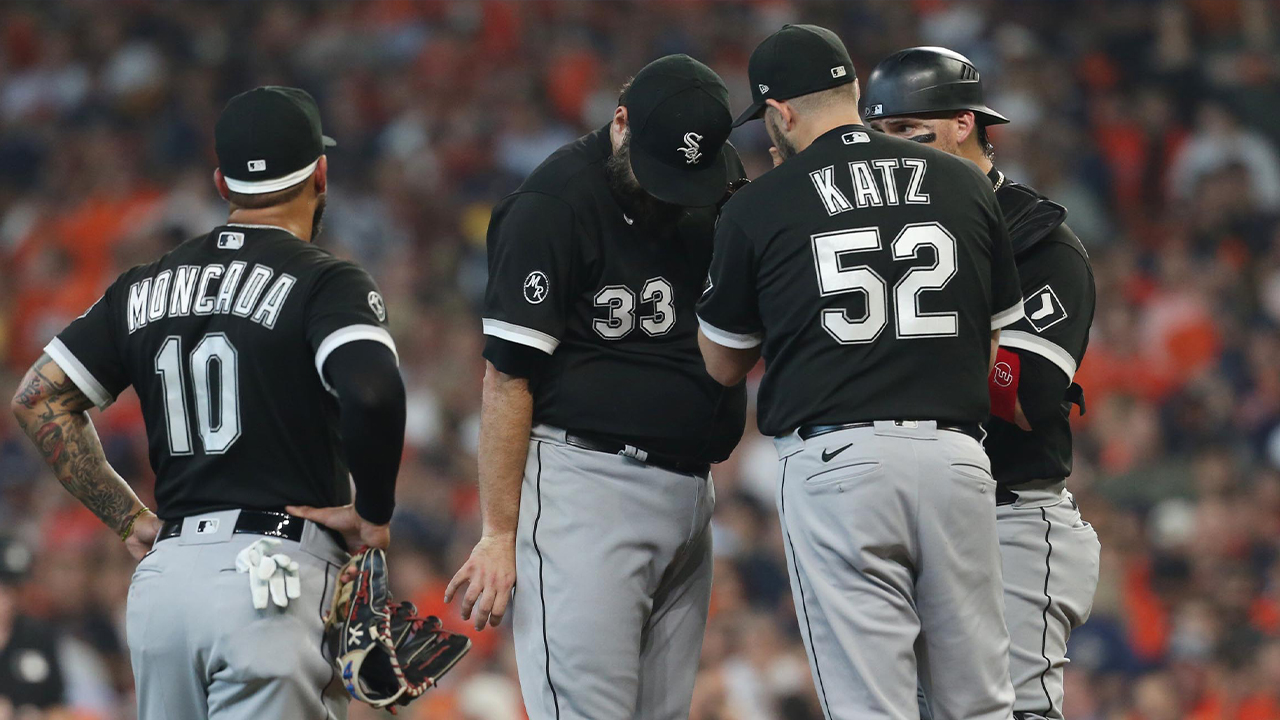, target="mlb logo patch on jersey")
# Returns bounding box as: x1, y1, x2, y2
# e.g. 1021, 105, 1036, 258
1025, 284, 1068, 332
196, 518, 220, 534
217, 231, 245, 250
841, 131, 870, 145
